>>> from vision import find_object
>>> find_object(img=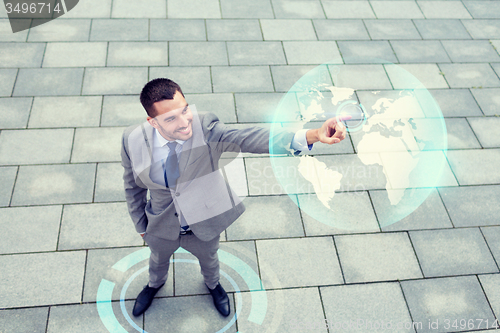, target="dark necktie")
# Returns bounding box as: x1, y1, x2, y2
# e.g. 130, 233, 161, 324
164, 142, 180, 188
